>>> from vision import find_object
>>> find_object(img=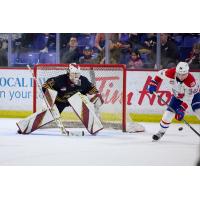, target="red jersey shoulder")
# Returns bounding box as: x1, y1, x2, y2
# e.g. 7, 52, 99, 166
165, 68, 176, 79
184, 73, 196, 87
